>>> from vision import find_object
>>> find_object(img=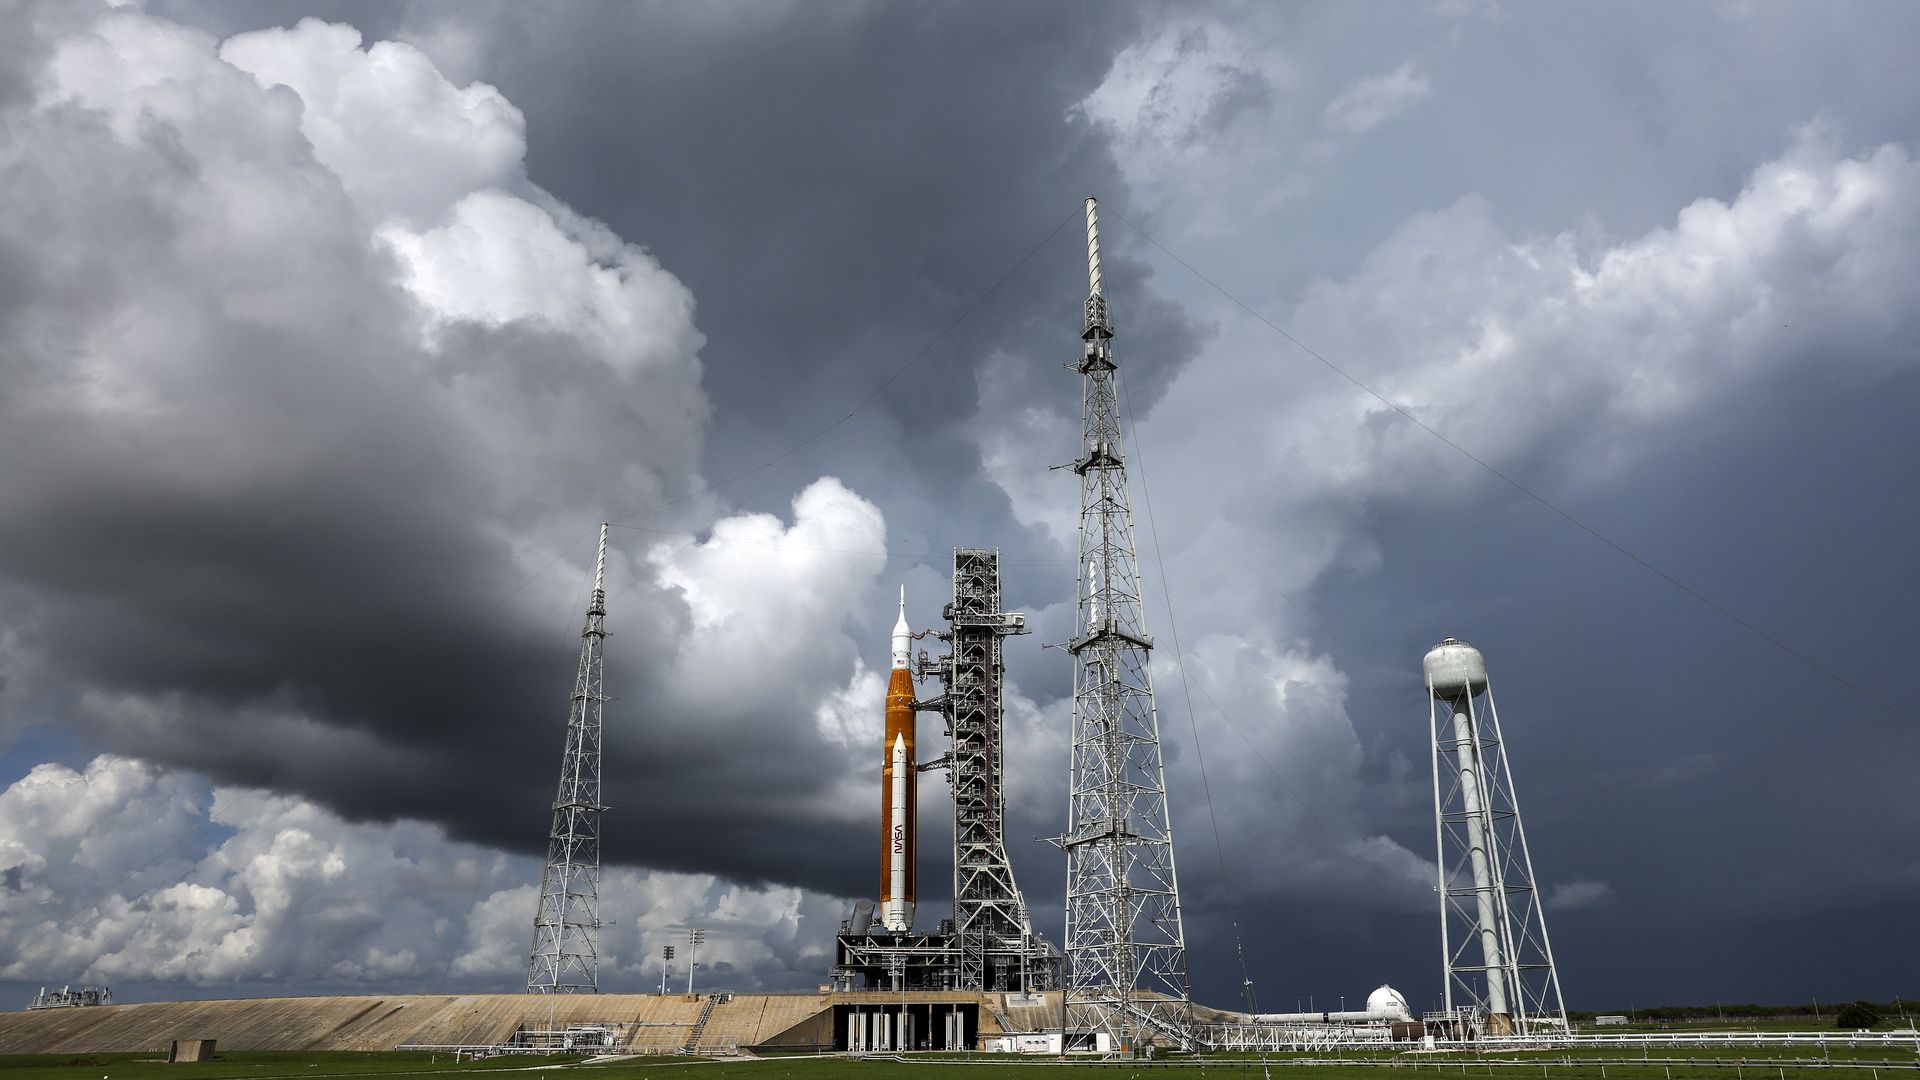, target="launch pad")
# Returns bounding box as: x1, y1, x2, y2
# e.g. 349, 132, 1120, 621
830, 916, 1055, 993
833, 548, 1059, 994
831, 914, 958, 992
495, 197, 1565, 1055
